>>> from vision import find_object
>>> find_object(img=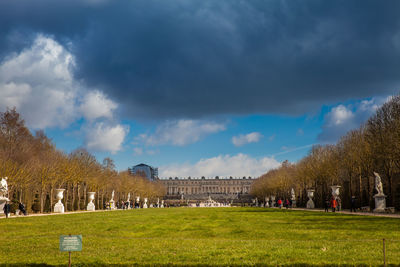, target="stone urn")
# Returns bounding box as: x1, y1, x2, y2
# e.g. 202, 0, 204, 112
306, 189, 315, 209
330, 185, 341, 199
143, 198, 148, 208
270, 195, 276, 207
87, 192, 96, 211
54, 189, 65, 213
